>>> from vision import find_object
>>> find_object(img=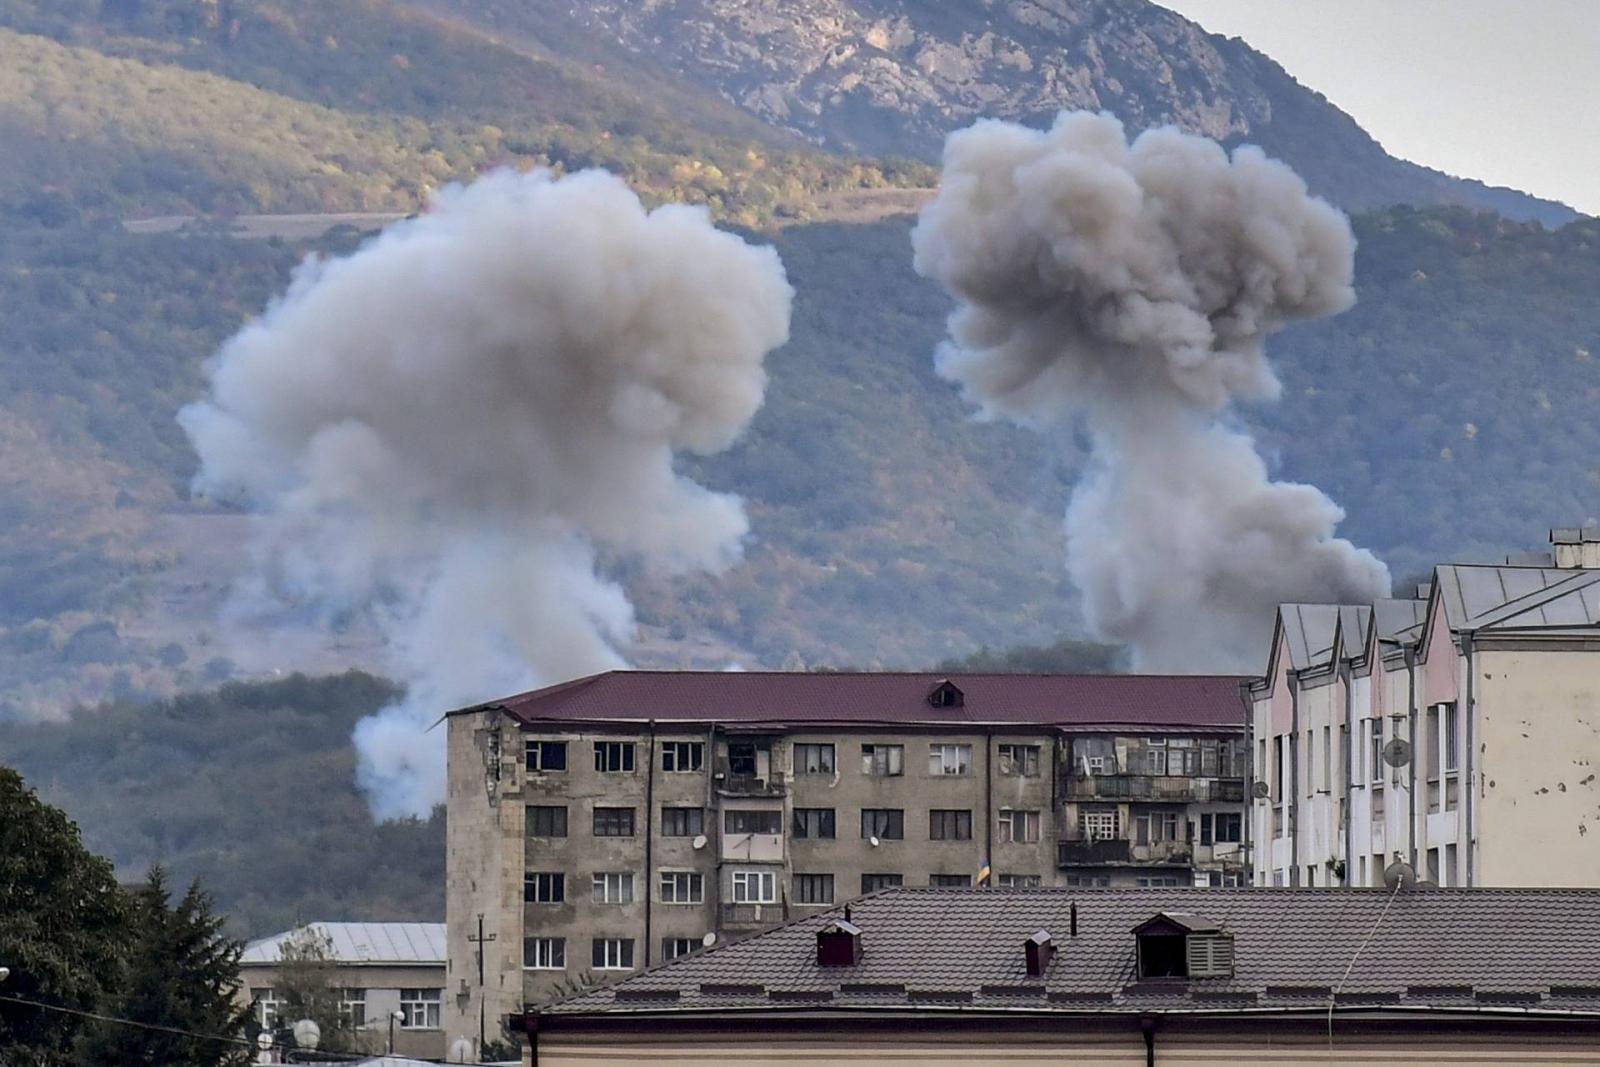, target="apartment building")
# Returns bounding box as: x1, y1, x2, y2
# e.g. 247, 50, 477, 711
444, 671, 1247, 1055
1249, 526, 1600, 889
